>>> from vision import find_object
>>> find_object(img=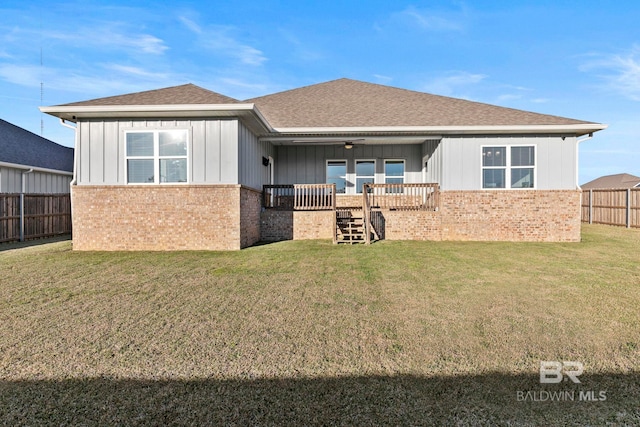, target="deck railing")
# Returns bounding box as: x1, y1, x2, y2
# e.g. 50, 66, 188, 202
364, 183, 440, 211
263, 184, 336, 210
